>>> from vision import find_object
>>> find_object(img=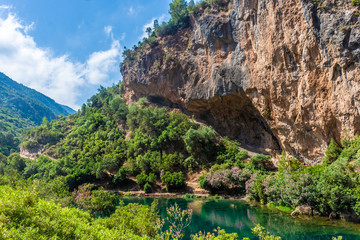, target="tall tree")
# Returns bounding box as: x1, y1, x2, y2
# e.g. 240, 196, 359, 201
169, 0, 190, 29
